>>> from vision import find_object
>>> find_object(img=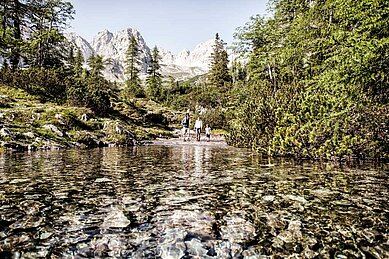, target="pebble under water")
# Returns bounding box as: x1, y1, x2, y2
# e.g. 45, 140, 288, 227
0, 145, 388, 258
